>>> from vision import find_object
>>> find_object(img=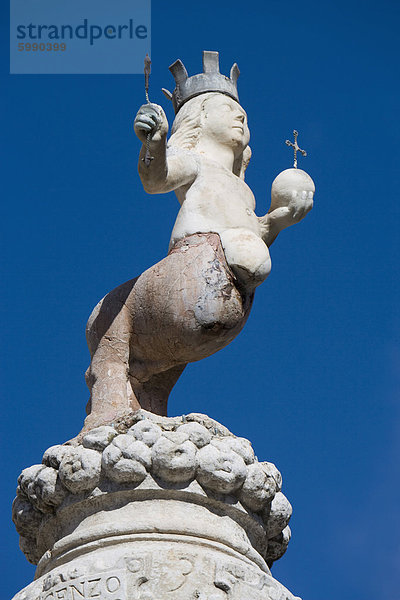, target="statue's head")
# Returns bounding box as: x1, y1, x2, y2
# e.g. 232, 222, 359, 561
164, 51, 251, 178
162, 50, 240, 114
168, 92, 251, 178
